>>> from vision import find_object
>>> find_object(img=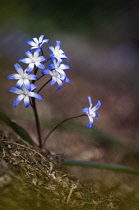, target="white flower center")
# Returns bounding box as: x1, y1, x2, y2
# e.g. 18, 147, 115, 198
52, 70, 60, 78
31, 58, 35, 63
35, 41, 39, 46
89, 110, 95, 117
55, 50, 61, 57
23, 90, 28, 95
22, 74, 26, 78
